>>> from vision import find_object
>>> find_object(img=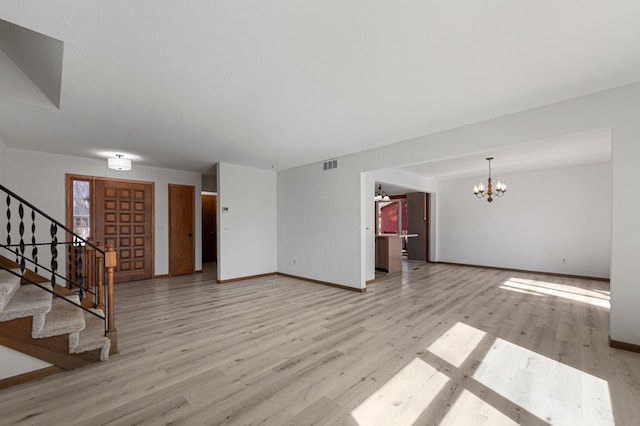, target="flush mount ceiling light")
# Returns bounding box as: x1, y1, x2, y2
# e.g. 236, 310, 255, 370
473, 157, 507, 203
374, 184, 390, 202
107, 154, 132, 171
